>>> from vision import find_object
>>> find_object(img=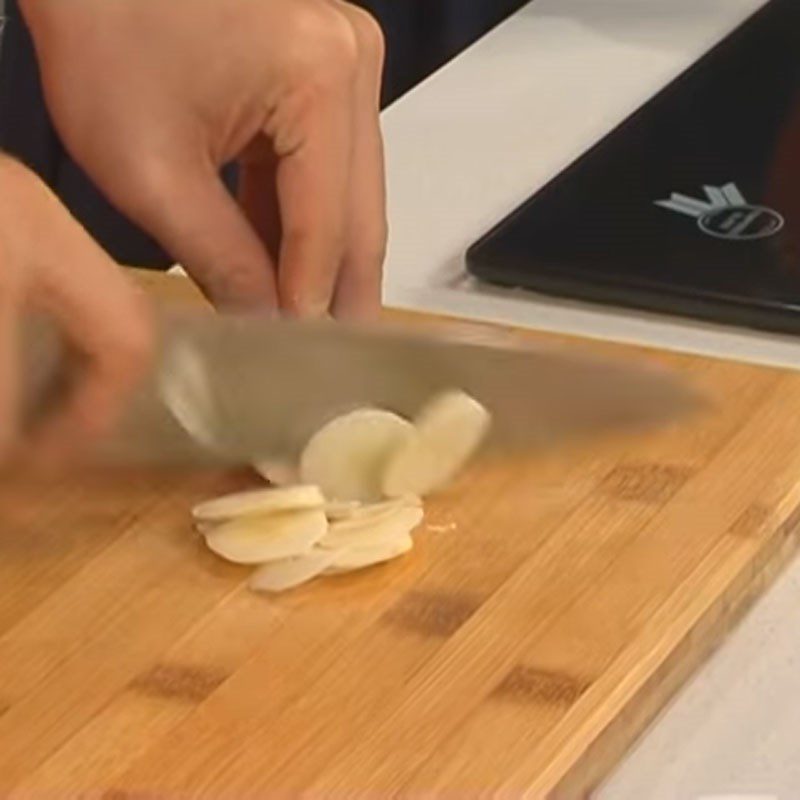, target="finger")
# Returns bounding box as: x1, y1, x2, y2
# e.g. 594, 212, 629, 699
111, 157, 279, 313
330, 4, 388, 321
29, 289, 153, 468
26, 206, 154, 466
270, 15, 356, 318
0, 263, 22, 459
